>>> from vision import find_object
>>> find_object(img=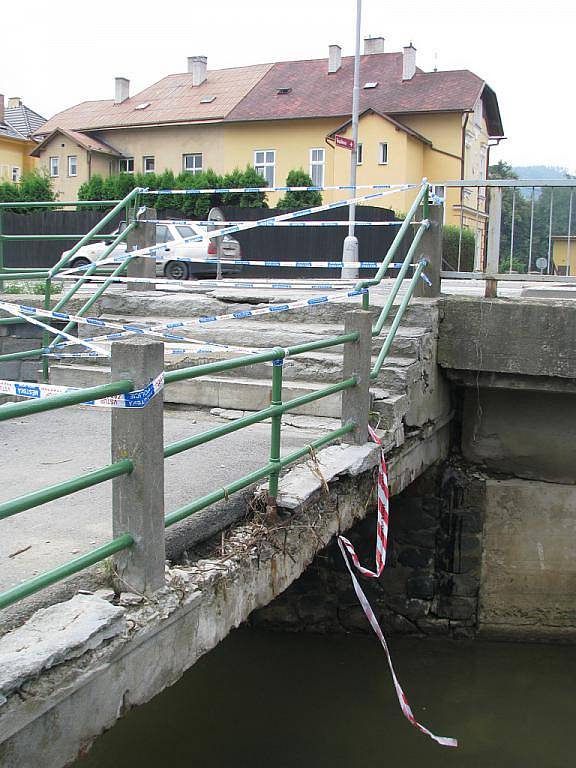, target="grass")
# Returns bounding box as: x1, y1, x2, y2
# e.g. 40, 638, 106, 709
1, 281, 62, 296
